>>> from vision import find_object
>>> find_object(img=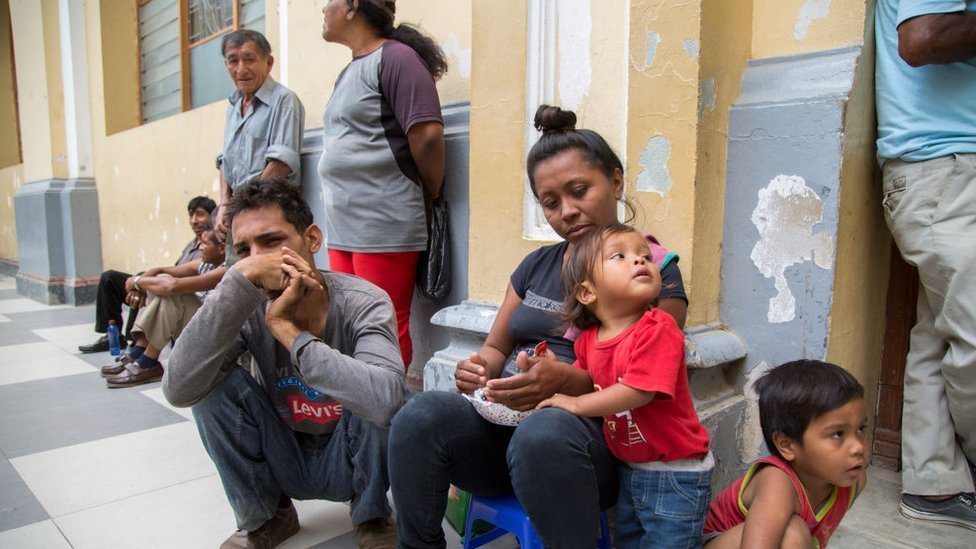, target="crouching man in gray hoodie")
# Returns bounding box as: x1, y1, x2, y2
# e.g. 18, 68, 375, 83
163, 179, 404, 549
